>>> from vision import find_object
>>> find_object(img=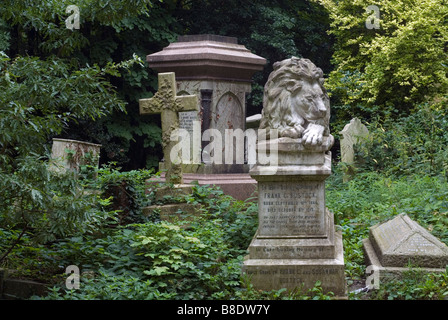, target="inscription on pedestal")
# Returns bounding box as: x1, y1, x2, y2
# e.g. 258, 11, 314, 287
258, 181, 326, 238
244, 265, 344, 292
